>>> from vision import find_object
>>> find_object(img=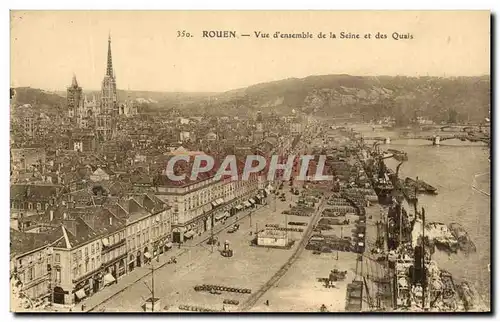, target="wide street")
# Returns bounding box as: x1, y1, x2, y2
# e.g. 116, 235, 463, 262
92, 185, 318, 312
